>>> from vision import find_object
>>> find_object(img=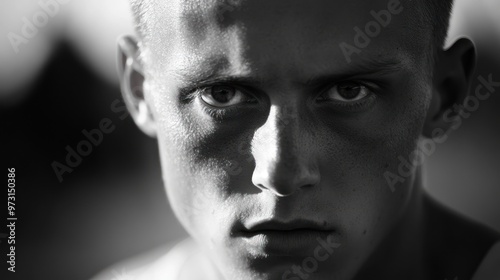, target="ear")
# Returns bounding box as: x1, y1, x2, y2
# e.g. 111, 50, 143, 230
117, 35, 156, 138
423, 37, 476, 138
